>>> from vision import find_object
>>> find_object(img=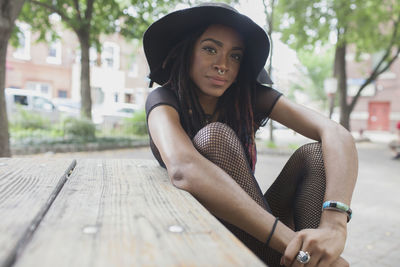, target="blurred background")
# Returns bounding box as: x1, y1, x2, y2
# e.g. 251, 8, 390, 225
1, 0, 399, 156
